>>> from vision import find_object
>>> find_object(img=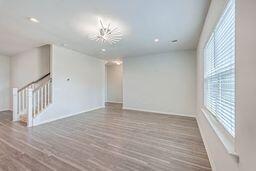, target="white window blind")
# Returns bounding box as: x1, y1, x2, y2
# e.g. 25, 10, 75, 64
204, 0, 235, 136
